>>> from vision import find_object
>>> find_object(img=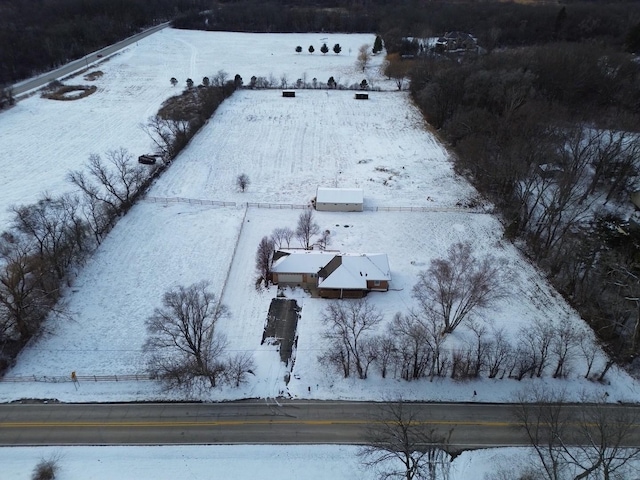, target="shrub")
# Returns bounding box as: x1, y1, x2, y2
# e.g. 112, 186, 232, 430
32, 458, 58, 480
